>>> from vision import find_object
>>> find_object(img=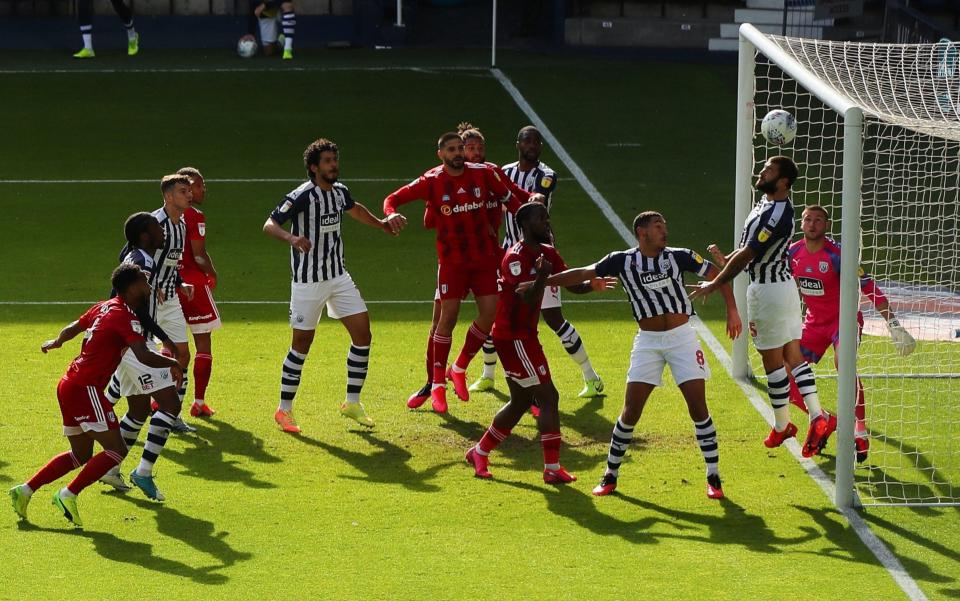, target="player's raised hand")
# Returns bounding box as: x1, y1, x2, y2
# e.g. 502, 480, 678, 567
535, 254, 553, 276
290, 235, 312, 253
41, 339, 61, 353
706, 244, 727, 267
590, 277, 618, 291
382, 213, 407, 236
